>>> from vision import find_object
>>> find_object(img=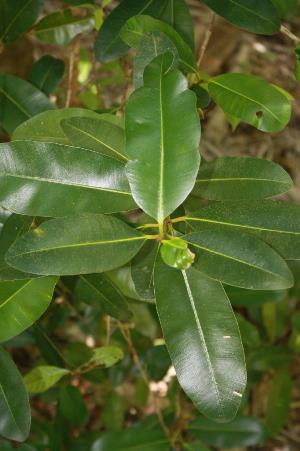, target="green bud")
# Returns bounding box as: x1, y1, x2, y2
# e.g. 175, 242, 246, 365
160, 238, 195, 270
